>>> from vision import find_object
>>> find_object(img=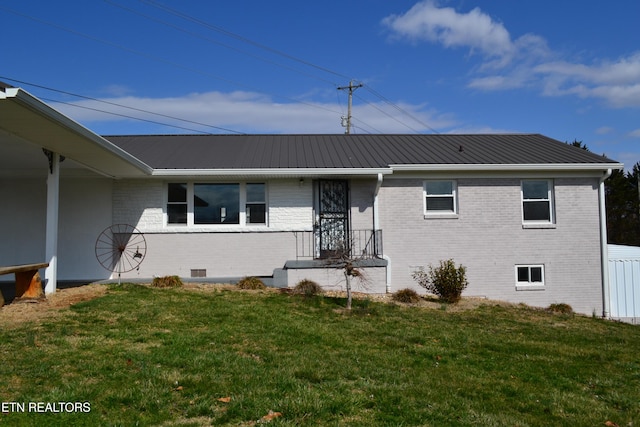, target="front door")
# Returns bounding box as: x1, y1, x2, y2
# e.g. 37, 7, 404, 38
317, 180, 349, 258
